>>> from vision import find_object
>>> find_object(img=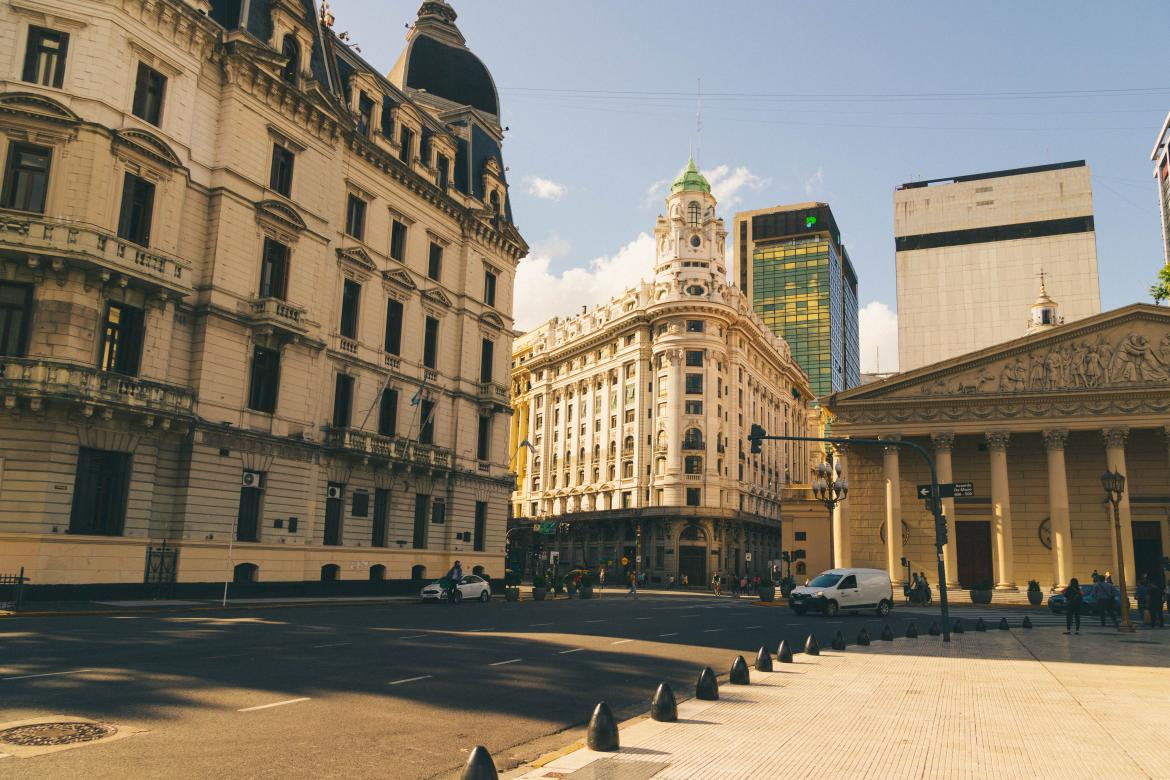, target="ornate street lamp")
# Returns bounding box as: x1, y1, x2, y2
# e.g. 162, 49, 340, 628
1101, 470, 1135, 633
812, 453, 848, 568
